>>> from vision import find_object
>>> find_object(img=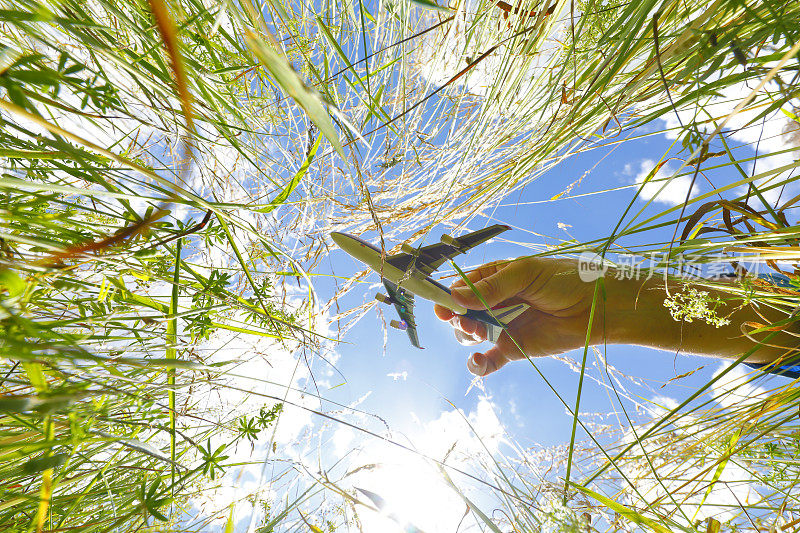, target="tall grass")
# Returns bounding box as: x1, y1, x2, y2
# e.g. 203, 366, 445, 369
0, 0, 322, 529
1, 0, 799, 530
